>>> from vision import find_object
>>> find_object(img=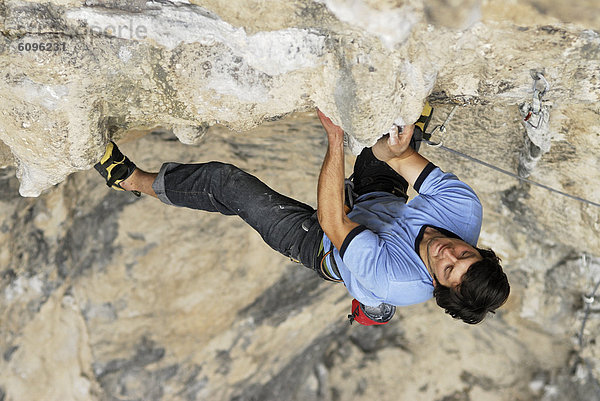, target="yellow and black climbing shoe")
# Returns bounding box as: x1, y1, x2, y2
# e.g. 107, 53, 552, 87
415, 101, 433, 134
411, 101, 434, 152
94, 141, 140, 196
